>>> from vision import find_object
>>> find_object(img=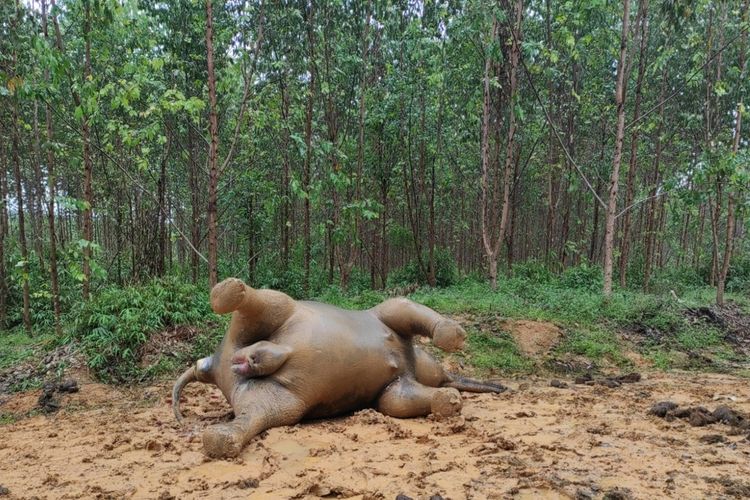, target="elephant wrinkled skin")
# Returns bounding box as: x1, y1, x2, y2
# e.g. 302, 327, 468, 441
173, 278, 505, 458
